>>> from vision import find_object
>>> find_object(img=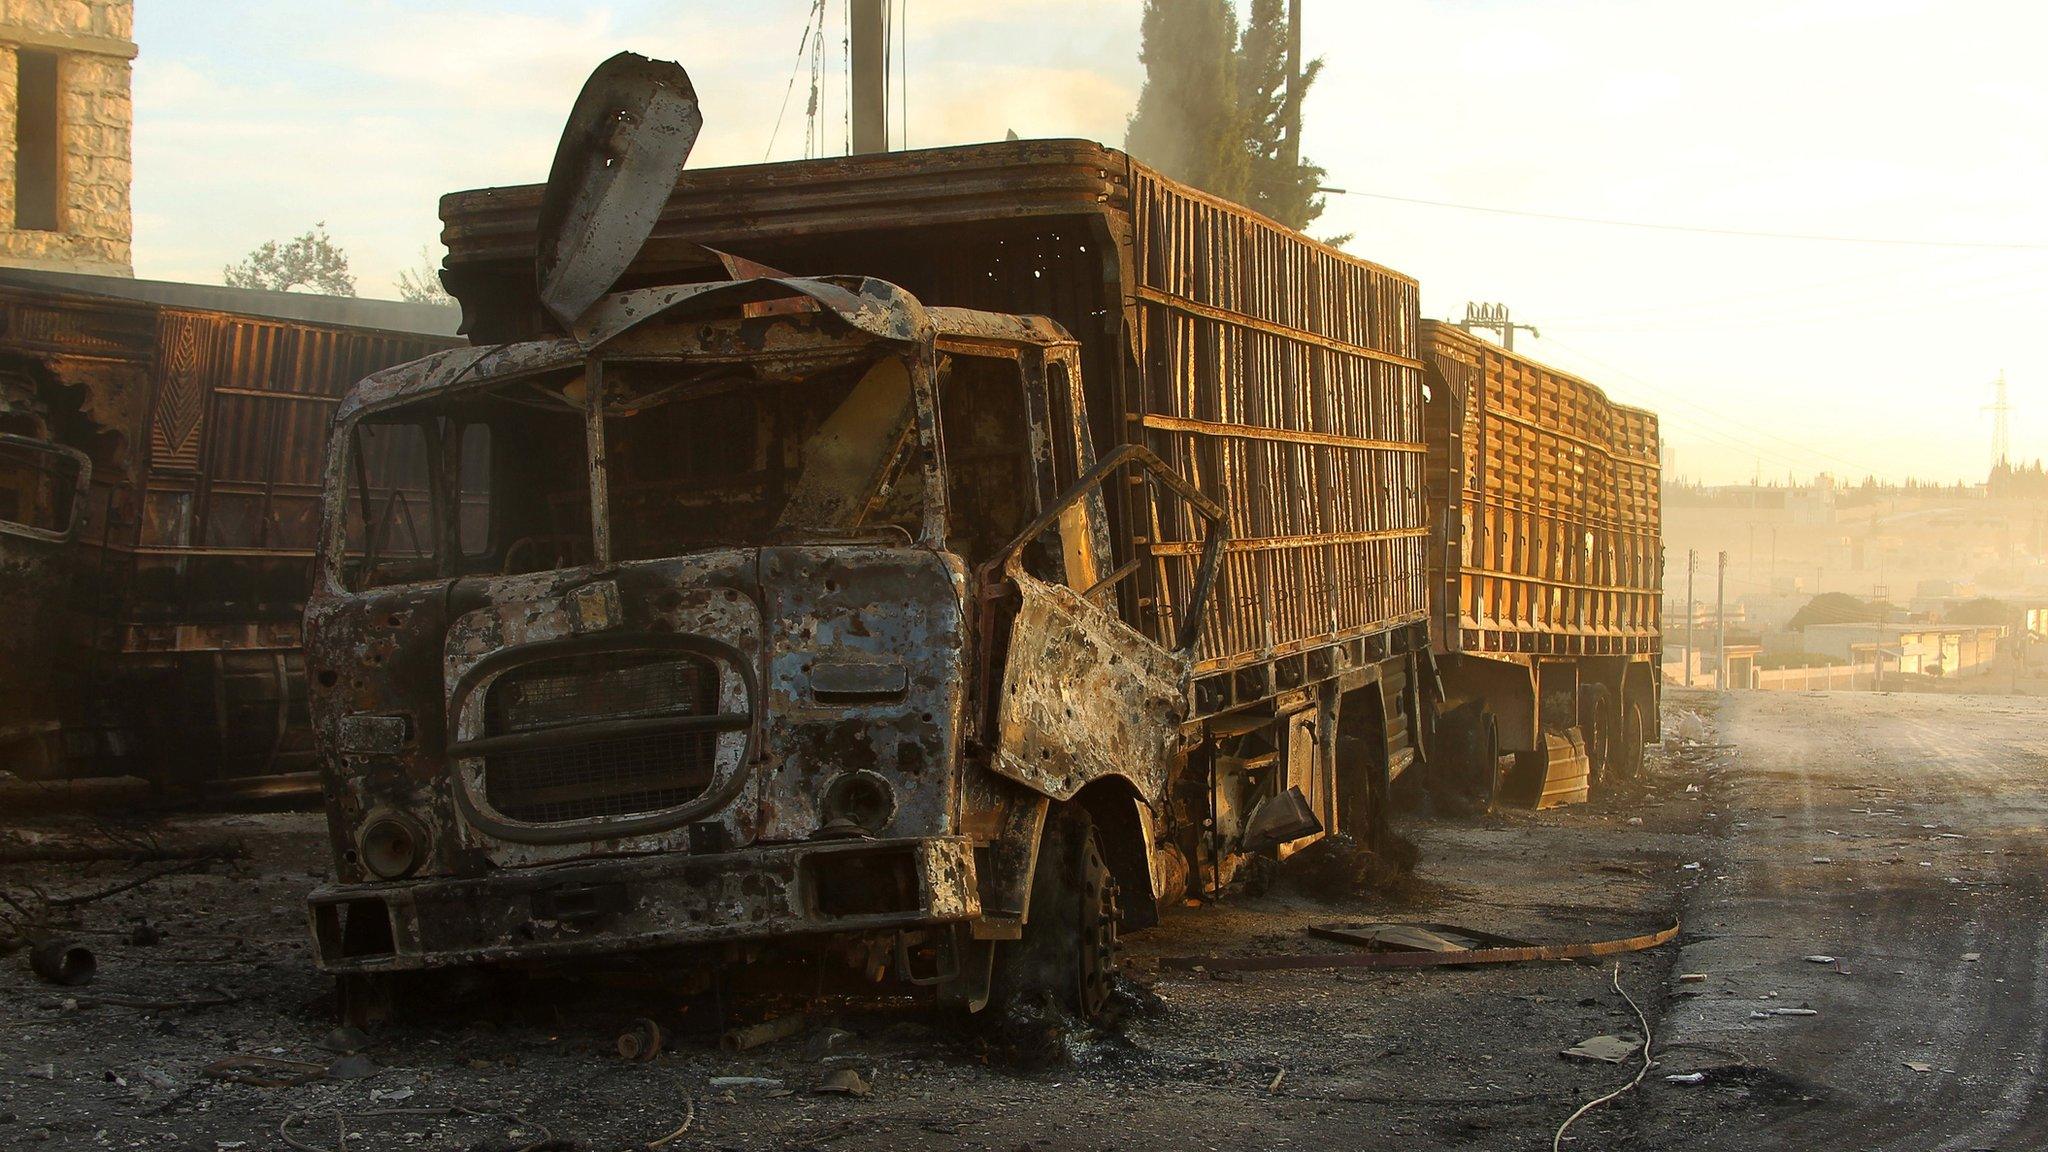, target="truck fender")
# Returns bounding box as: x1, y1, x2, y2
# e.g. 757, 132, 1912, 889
1074, 778, 1162, 931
